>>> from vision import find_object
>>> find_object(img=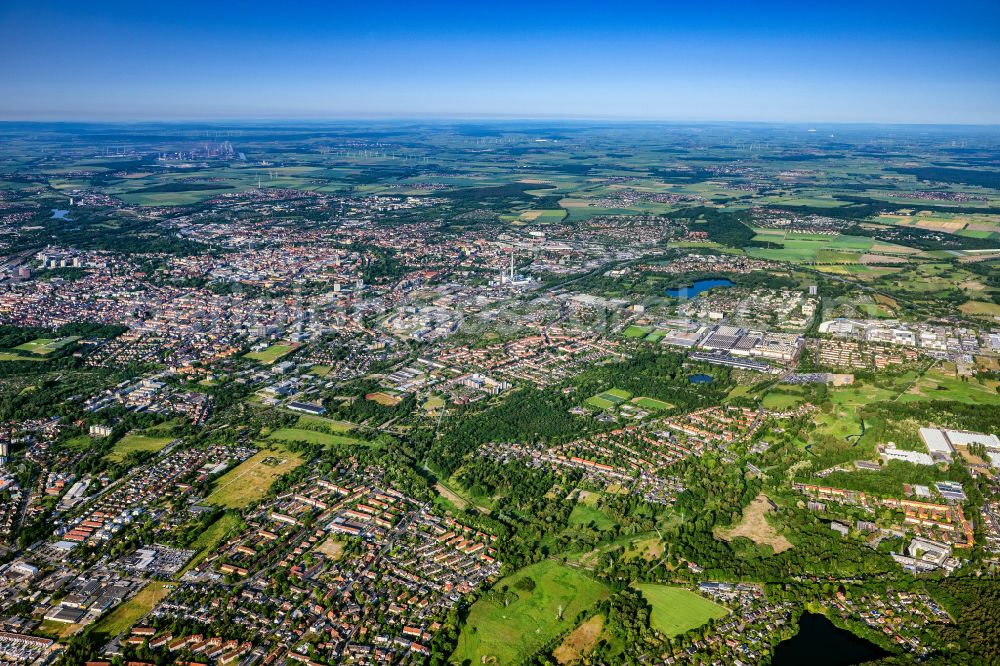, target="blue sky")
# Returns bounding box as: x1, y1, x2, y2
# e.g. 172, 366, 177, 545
2, 1, 999, 123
